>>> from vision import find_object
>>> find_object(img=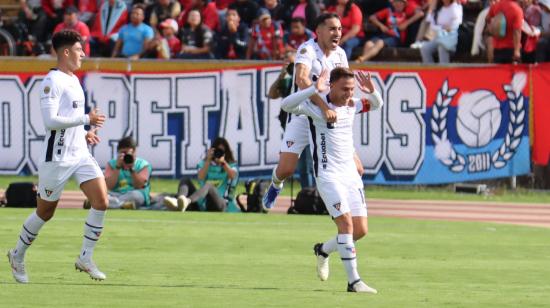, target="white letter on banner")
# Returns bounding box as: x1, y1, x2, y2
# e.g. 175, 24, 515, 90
84, 73, 131, 167
385, 73, 426, 175
219, 69, 261, 168
133, 76, 175, 175
26, 76, 45, 173
0, 77, 26, 174
353, 72, 385, 174
261, 67, 284, 166
175, 73, 219, 174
